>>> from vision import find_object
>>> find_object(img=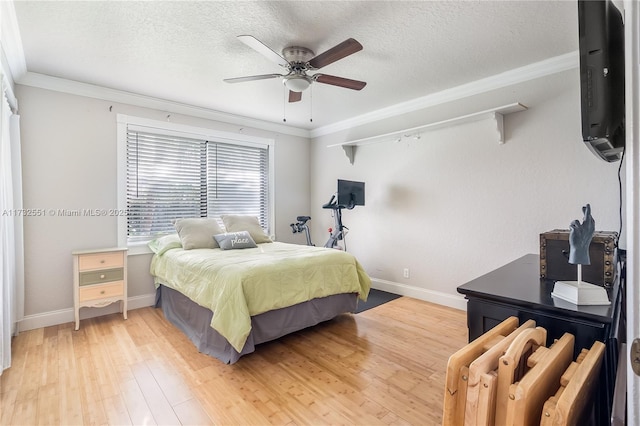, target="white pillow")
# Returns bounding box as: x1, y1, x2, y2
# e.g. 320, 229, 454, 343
221, 215, 272, 244
148, 234, 182, 255
174, 218, 225, 249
